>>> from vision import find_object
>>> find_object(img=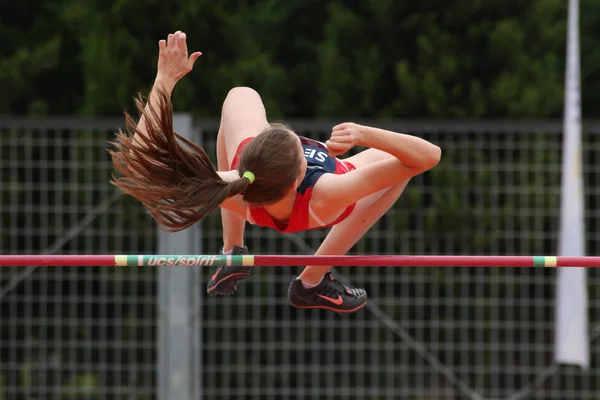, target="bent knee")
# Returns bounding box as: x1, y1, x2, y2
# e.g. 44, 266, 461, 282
222, 87, 266, 119
225, 86, 261, 102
